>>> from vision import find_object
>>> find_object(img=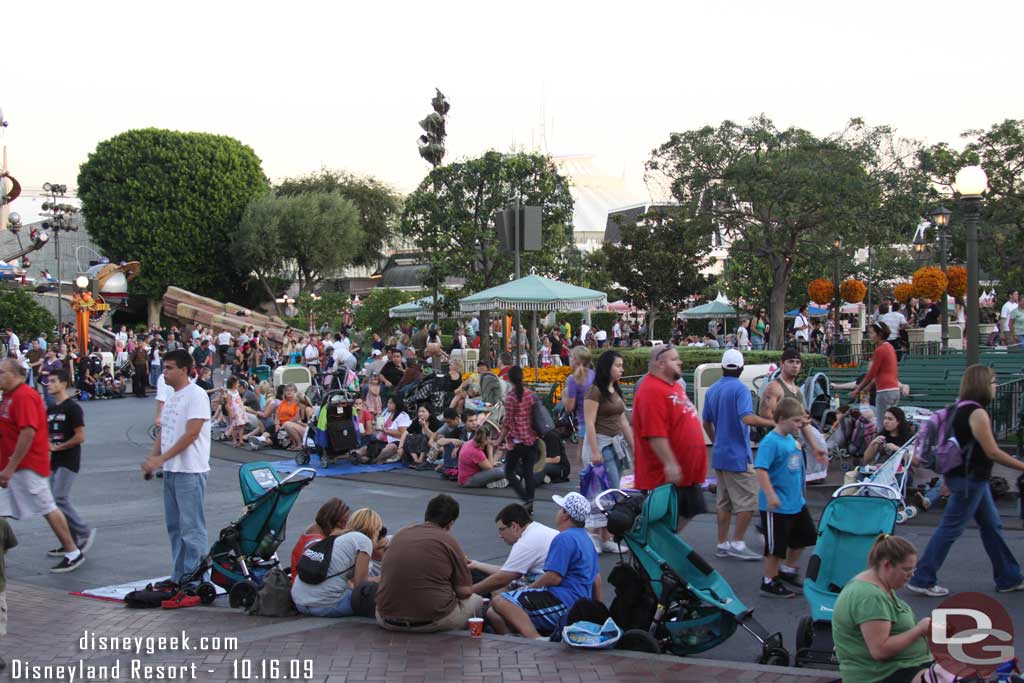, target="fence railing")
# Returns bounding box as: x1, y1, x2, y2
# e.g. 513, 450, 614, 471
992, 376, 1024, 443
826, 339, 946, 368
